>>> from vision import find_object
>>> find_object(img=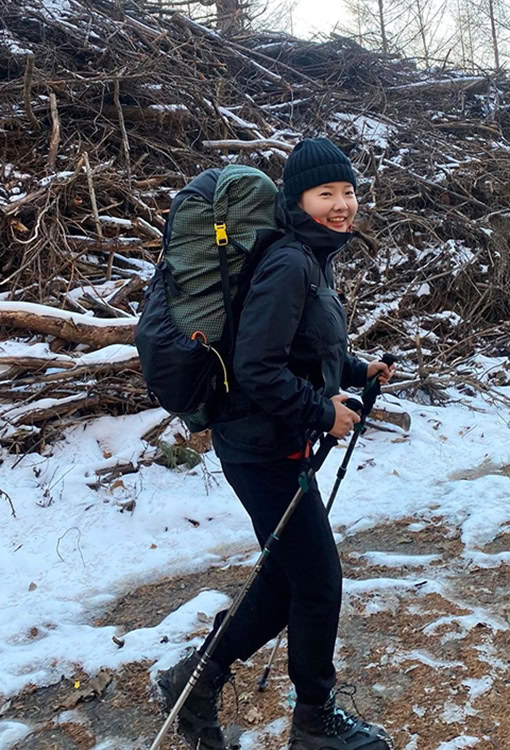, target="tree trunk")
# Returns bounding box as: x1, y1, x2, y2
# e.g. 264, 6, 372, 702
488, 0, 500, 69
377, 0, 389, 53
455, 0, 465, 68
216, 0, 243, 32
415, 0, 430, 68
